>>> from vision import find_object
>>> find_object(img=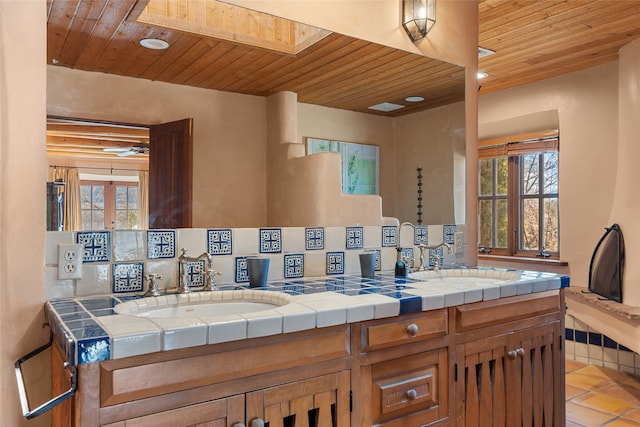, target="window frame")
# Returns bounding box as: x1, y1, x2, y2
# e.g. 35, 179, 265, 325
478, 130, 560, 259
80, 180, 140, 230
